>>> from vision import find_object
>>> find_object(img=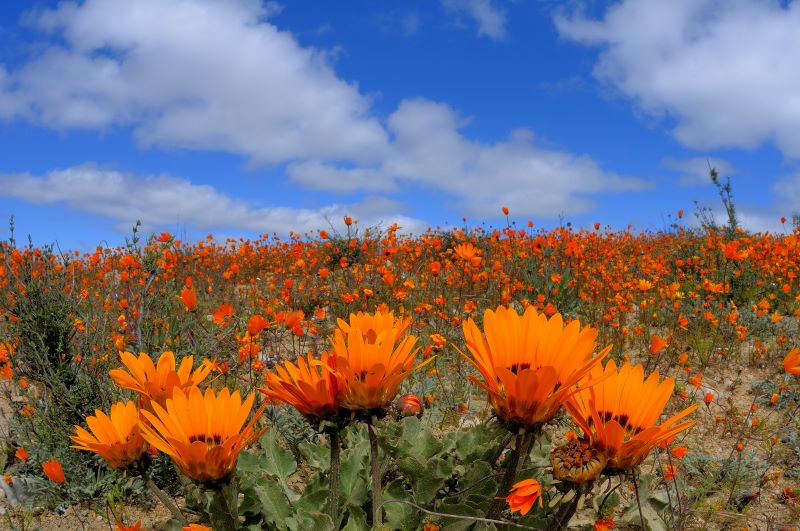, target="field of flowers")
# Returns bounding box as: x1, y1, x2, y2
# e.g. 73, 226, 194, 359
0, 214, 799, 530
